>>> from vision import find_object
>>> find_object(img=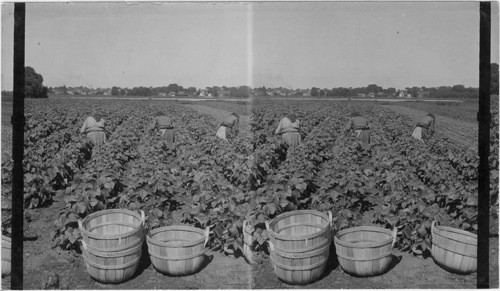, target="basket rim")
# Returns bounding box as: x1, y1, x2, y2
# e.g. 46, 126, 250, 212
1, 235, 11, 243
84, 235, 144, 253
80, 209, 143, 240
147, 225, 206, 248
267, 210, 330, 240
271, 240, 330, 259
431, 241, 477, 258
83, 254, 141, 270
432, 225, 478, 241
83, 238, 143, 257
270, 255, 328, 272
334, 226, 393, 249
